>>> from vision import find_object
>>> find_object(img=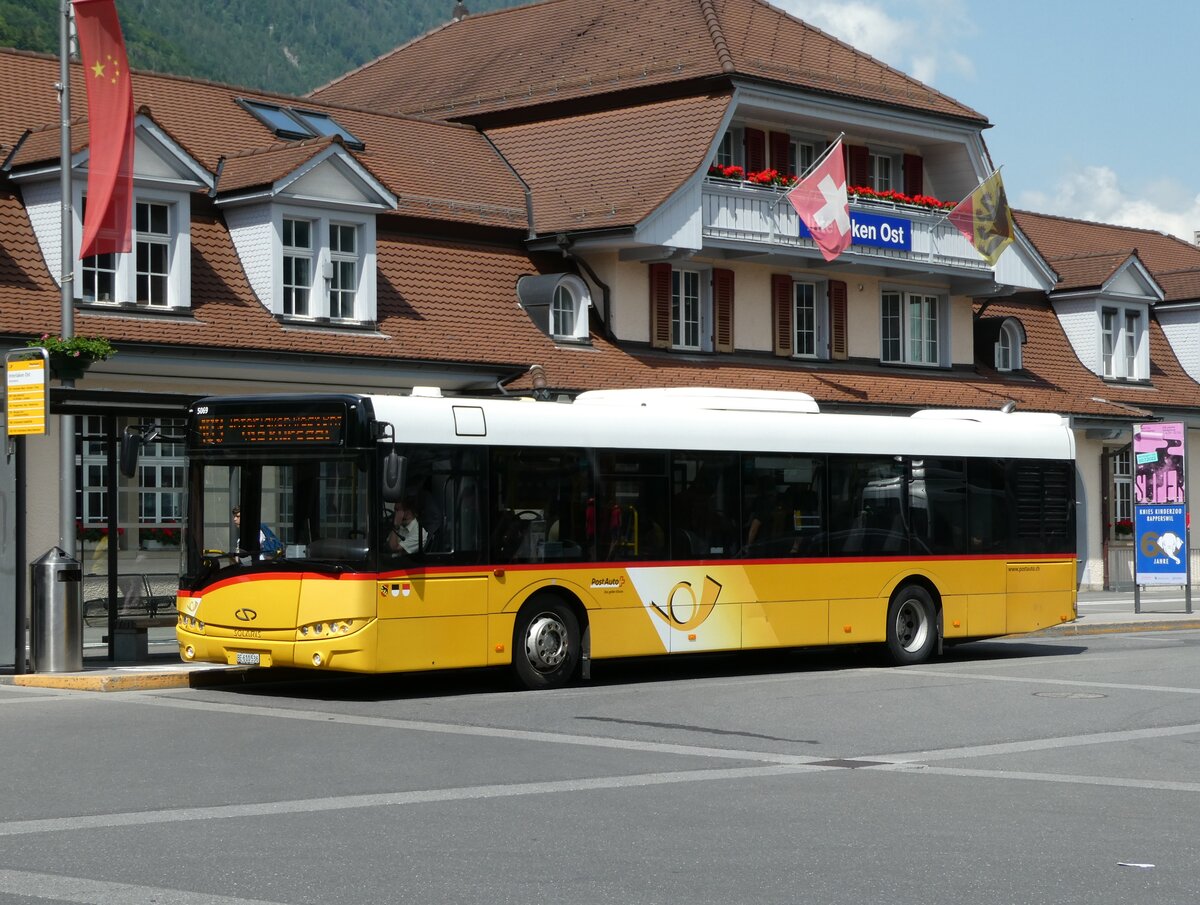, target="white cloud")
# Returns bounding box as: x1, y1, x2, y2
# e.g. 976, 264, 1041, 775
1019, 166, 1200, 243
774, 0, 975, 83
